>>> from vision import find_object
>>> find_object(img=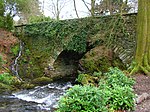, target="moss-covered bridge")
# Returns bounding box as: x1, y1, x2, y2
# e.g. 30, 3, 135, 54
14, 13, 137, 80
